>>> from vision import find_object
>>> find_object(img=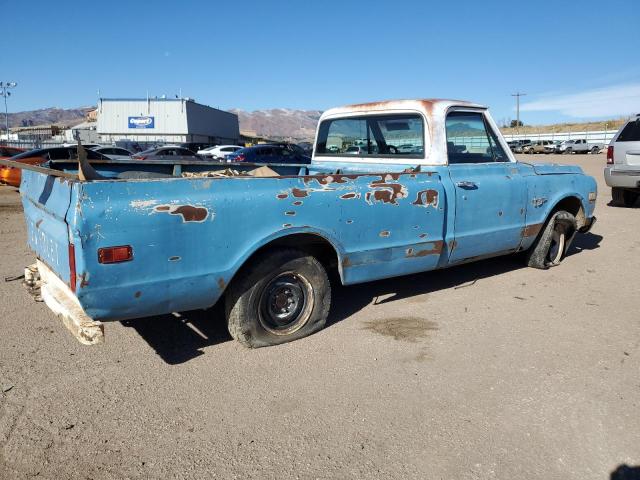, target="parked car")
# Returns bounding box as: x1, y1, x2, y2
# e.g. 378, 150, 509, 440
604, 115, 640, 207
226, 144, 311, 164
511, 139, 532, 153
9, 98, 597, 348
526, 140, 555, 154
197, 145, 243, 159
179, 142, 214, 153
131, 146, 202, 161
544, 140, 563, 153
91, 146, 133, 160
62, 143, 102, 149
0, 146, 25, 158
0, 146, 109, 187
557, 139, 602, 154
